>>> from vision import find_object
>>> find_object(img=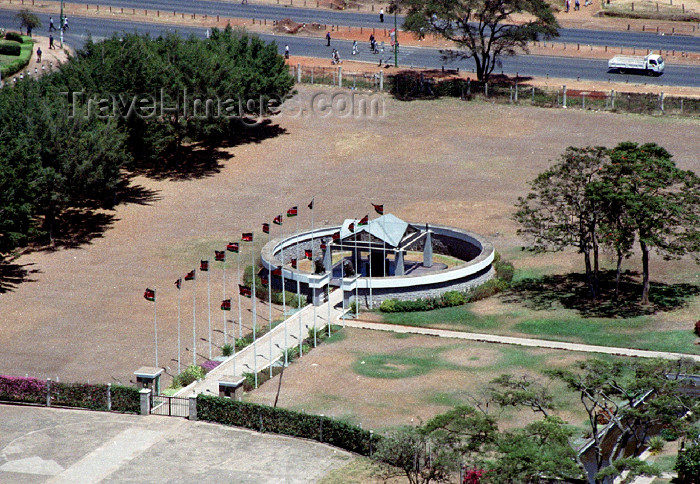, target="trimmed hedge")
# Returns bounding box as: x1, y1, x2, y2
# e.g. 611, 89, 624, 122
0, 375, 140, 414
0, 374, 46, 404
0, 41, 21, 56
110, 385, 141, 414
197, 394, 382, 455
4, 31, 22, 43
0, 35, 33, 79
